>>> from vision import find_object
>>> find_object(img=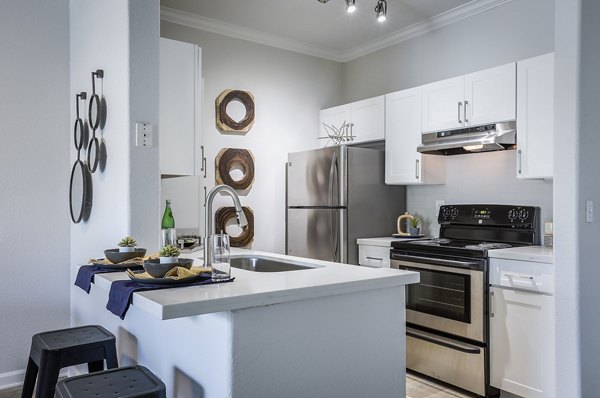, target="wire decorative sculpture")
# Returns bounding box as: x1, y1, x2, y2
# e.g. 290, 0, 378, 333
319, 121, 355, 146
